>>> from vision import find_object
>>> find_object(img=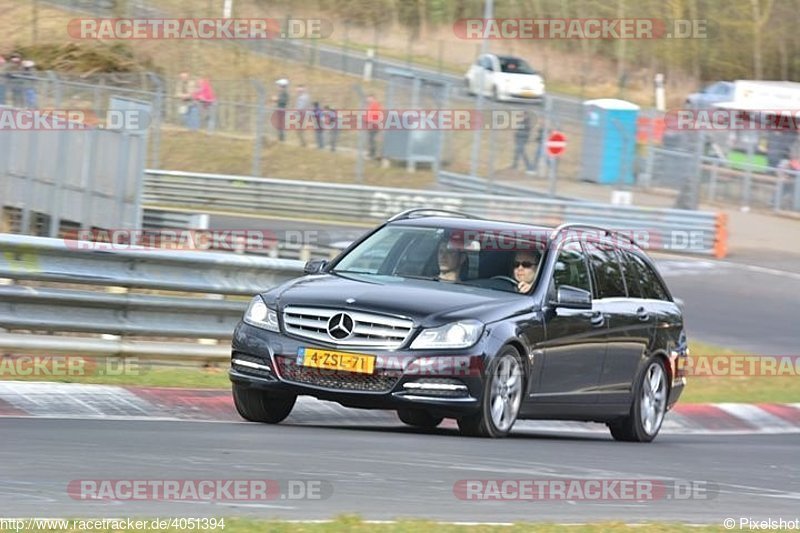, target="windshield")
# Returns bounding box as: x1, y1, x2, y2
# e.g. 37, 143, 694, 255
332, 225, 545, 294
500, 57, 538, 75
